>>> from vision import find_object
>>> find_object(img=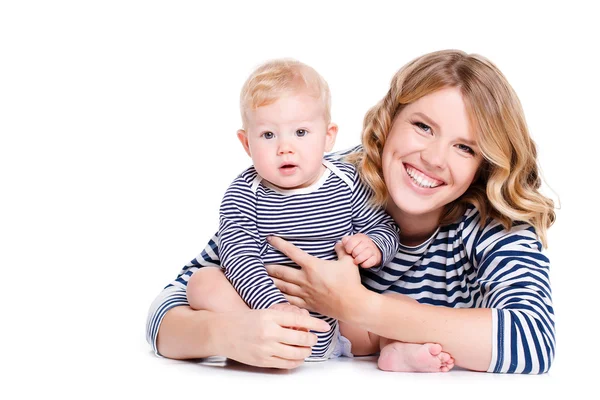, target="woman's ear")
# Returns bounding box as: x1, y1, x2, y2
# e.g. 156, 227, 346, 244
325, 123, 338, 152
237, 129, 252, 157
